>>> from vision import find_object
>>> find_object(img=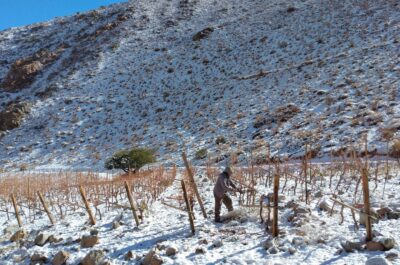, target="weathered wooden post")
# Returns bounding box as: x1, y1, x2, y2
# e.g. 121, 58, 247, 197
362, 139, 372, 241
37, 191, 55, 225
304, 144, 309, 204
182, 152, 208, 219
181, 180, 195, 234
79, 186, 96, 225
124, 181, 140, 227
272, 174, 279, 237
10, 194, 22, 227
361, 166, 372, 241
